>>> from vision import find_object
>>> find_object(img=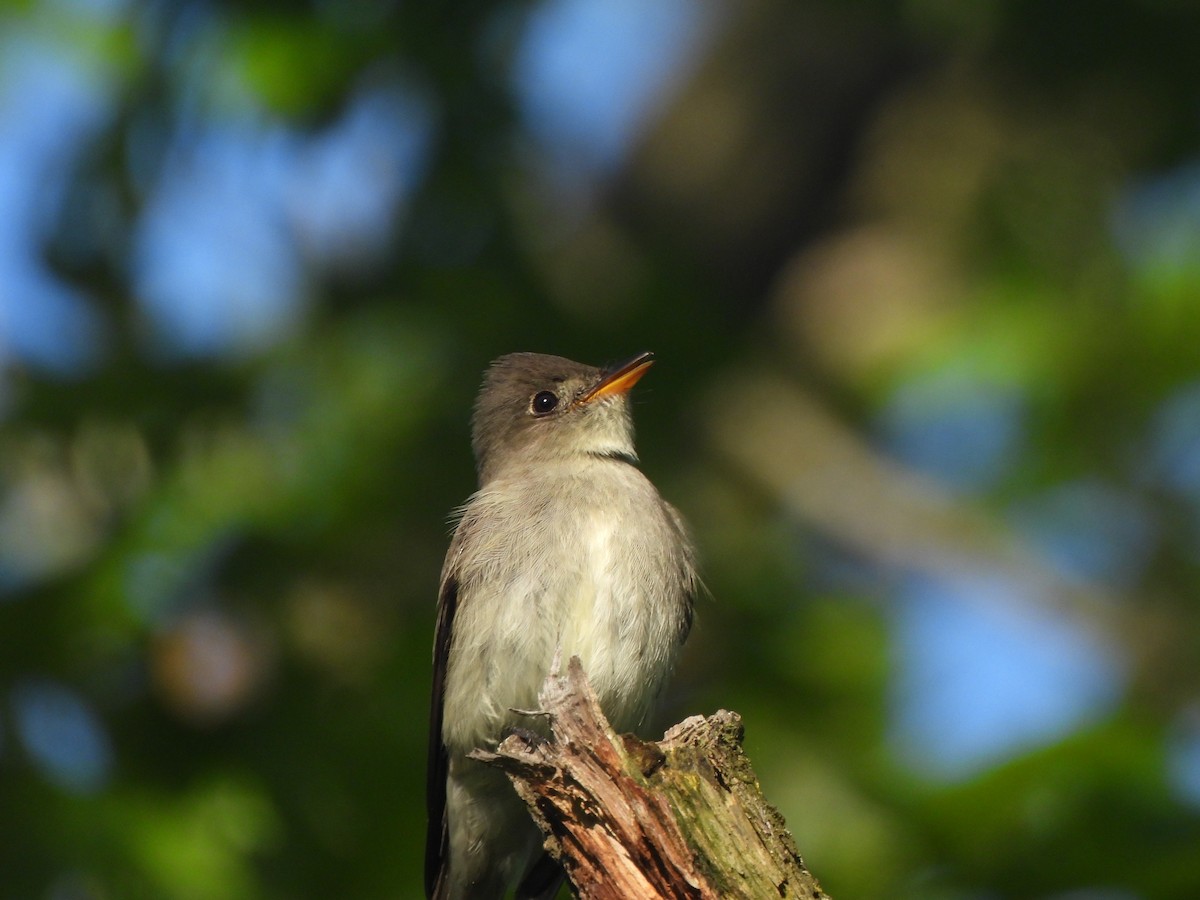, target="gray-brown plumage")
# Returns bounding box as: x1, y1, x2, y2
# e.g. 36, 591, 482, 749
426, 352, 697, 900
